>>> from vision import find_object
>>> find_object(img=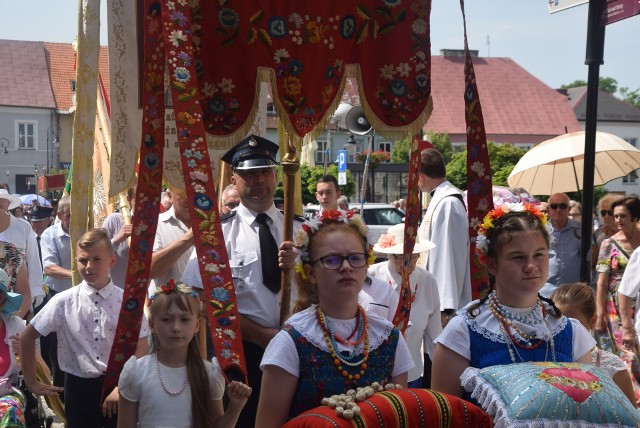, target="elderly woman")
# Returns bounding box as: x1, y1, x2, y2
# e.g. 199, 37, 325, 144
367, 223, 442, 388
